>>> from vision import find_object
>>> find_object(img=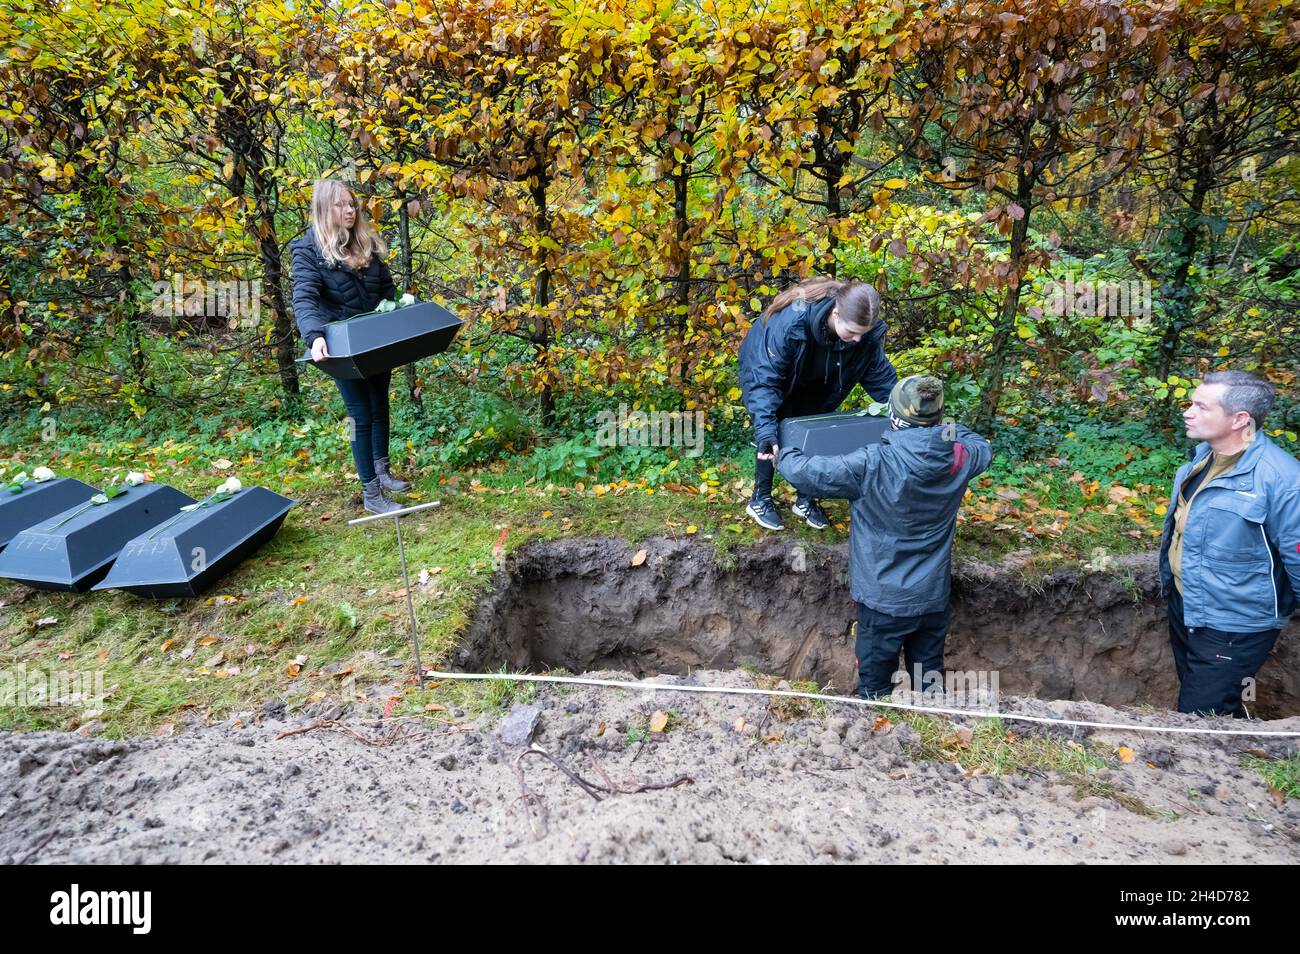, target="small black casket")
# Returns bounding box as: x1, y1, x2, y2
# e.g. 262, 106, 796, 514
779, 411, 891, 458
302, 300, 463, 380
0, 484, 196, 592
93, 486, 298, 598
0, 477, 99, 551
